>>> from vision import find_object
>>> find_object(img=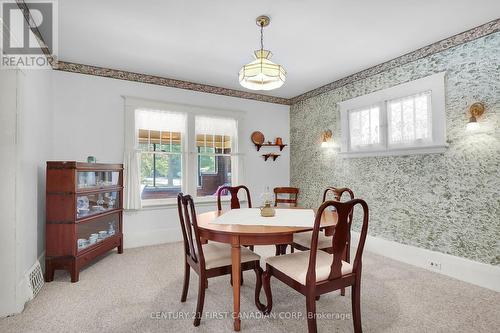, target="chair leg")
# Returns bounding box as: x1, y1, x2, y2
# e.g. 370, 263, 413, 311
262, 269, 273, 315
341, 288, 345, 296
290, 245, 294, 253
254, 265, 265, 312
351, 280, 362, 333
181, 262, 190, 302
275, 245, 281, 256
194, 275, 206, 327
306, 294, 318, 333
